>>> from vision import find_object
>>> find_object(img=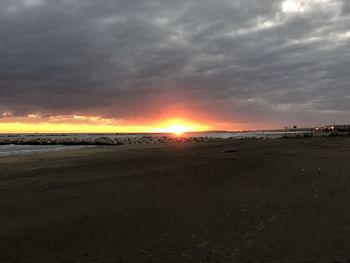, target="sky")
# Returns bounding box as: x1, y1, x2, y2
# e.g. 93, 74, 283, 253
0, 0, 349, 132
